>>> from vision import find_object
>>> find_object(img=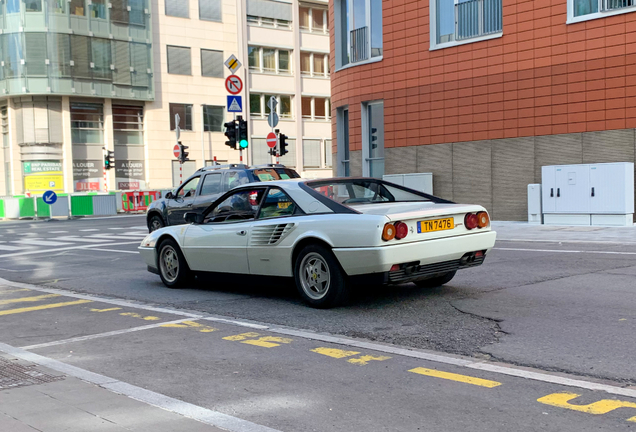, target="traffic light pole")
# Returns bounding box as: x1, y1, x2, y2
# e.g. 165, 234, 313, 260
179, 161, 183, 185
235, 113, 243, 163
